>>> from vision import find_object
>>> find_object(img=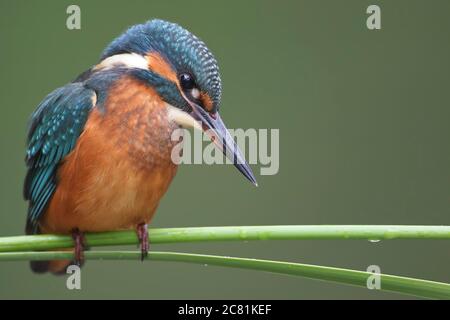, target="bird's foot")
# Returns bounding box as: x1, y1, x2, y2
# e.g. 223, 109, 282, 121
71, 228, 85, 266
136, 223, 149, 261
